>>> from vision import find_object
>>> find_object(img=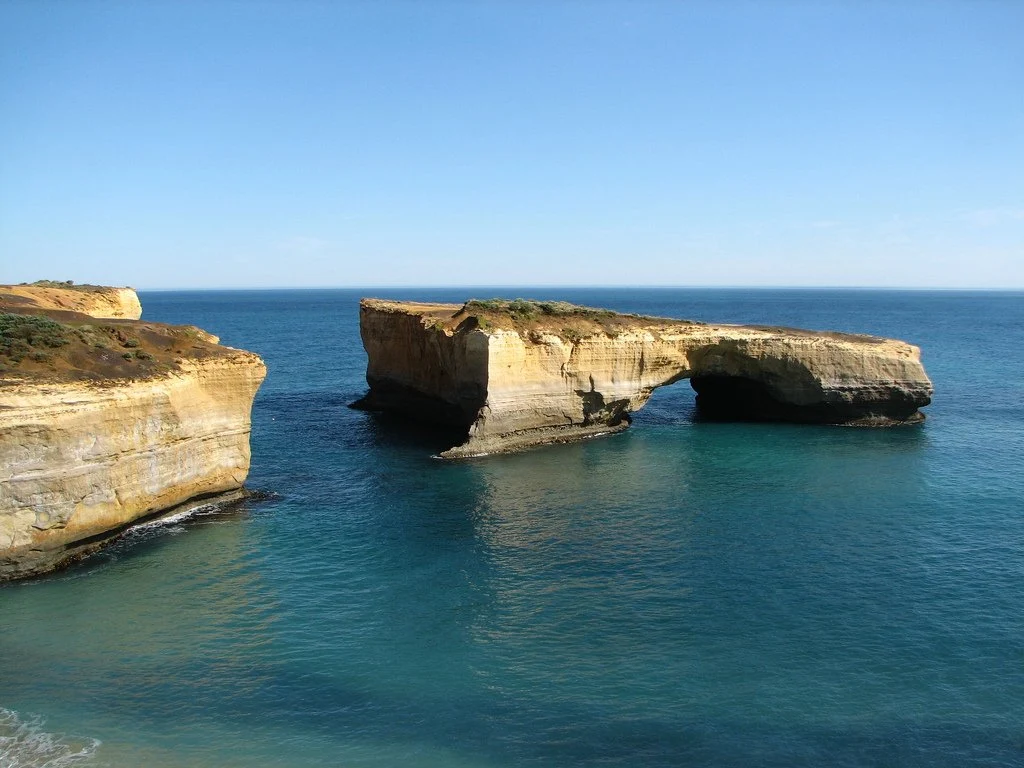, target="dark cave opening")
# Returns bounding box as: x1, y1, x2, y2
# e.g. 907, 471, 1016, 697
689, 374, 799, 422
